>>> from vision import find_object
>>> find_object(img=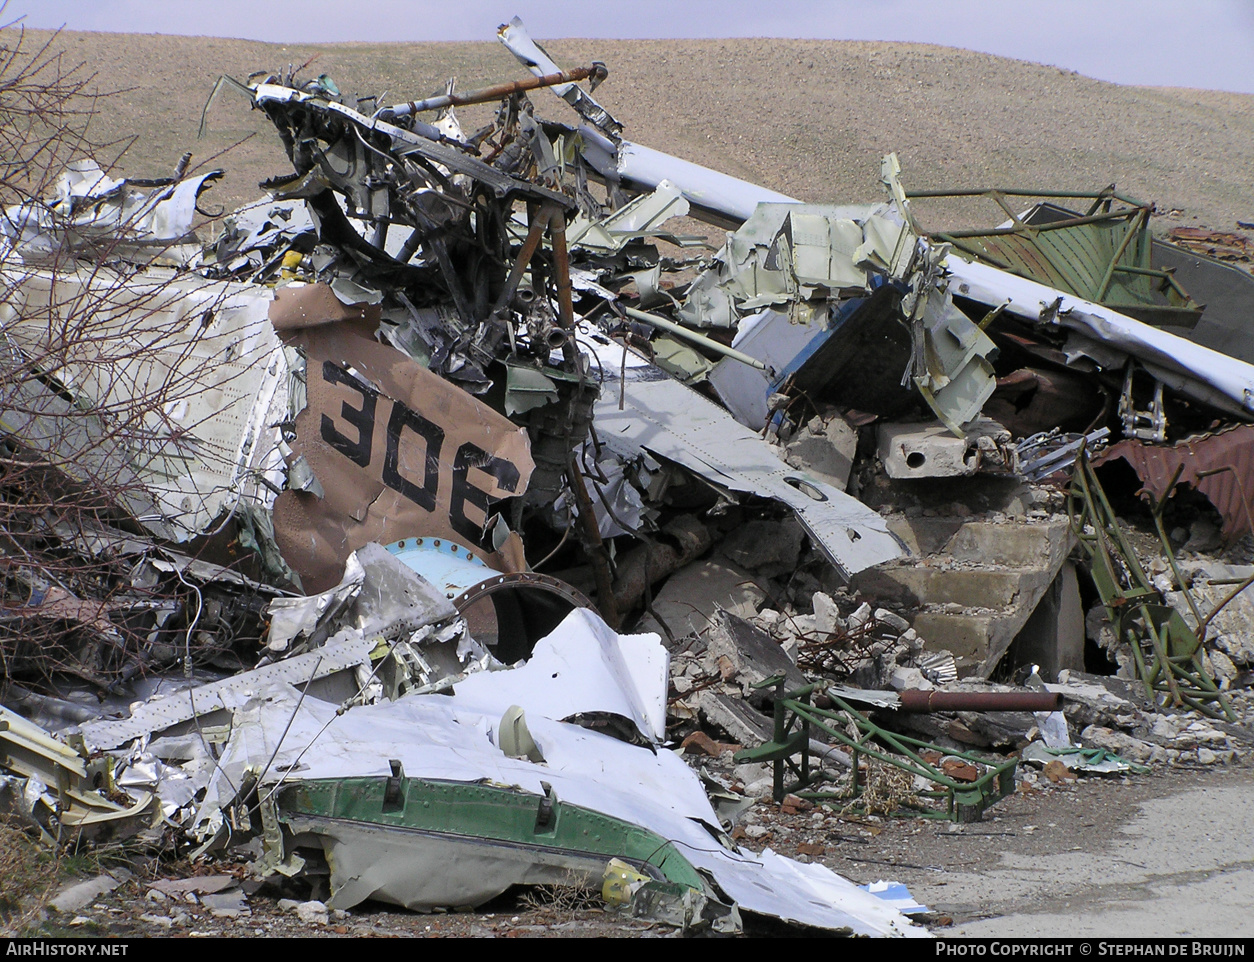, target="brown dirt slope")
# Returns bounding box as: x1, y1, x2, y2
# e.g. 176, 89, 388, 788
19, 28, 1254, 234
